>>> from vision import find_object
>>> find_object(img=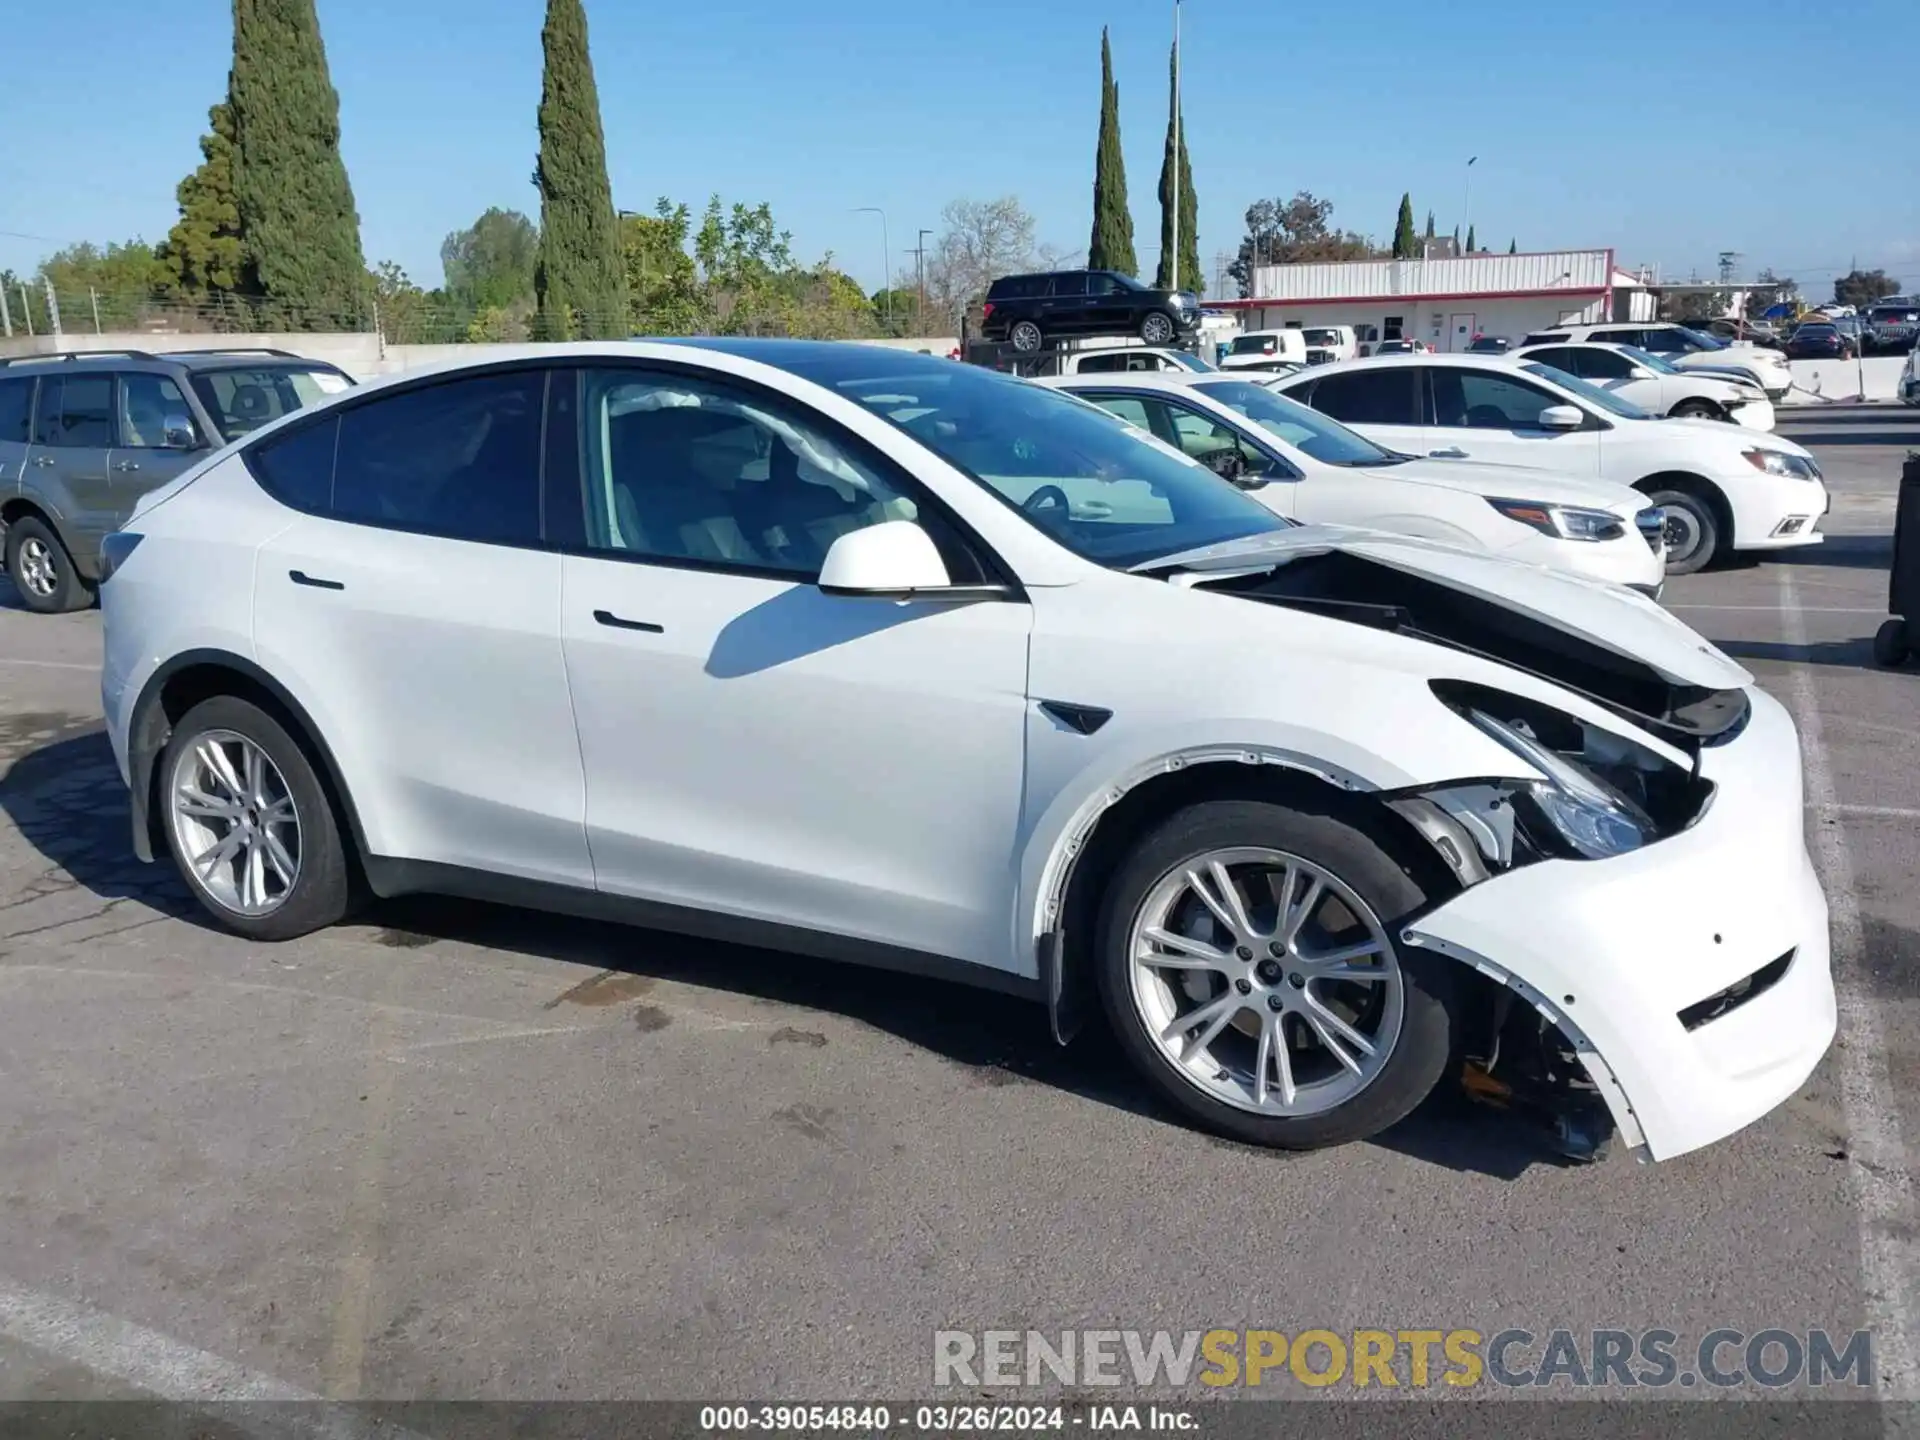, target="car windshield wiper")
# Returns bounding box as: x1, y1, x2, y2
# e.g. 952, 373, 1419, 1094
1346, 452, 1412, 467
